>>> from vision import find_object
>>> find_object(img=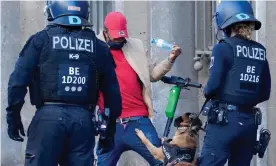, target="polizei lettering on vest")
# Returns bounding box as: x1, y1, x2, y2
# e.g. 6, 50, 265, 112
236, 45, 266, 61
52, 36, 94, 53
